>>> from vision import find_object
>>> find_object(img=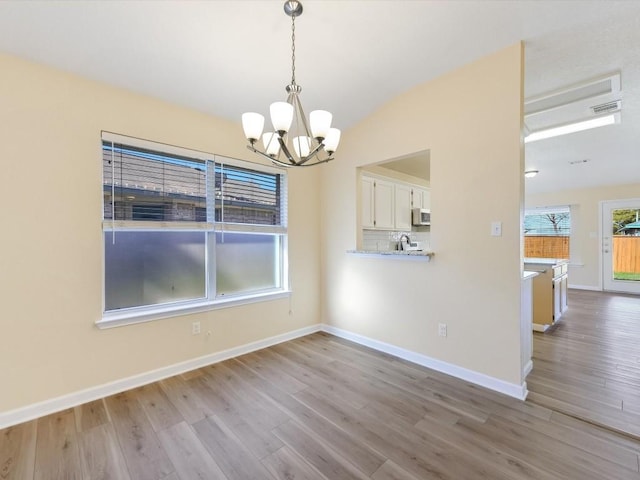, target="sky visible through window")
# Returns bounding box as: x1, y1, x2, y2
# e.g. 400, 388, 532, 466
524, 211, 570, 236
